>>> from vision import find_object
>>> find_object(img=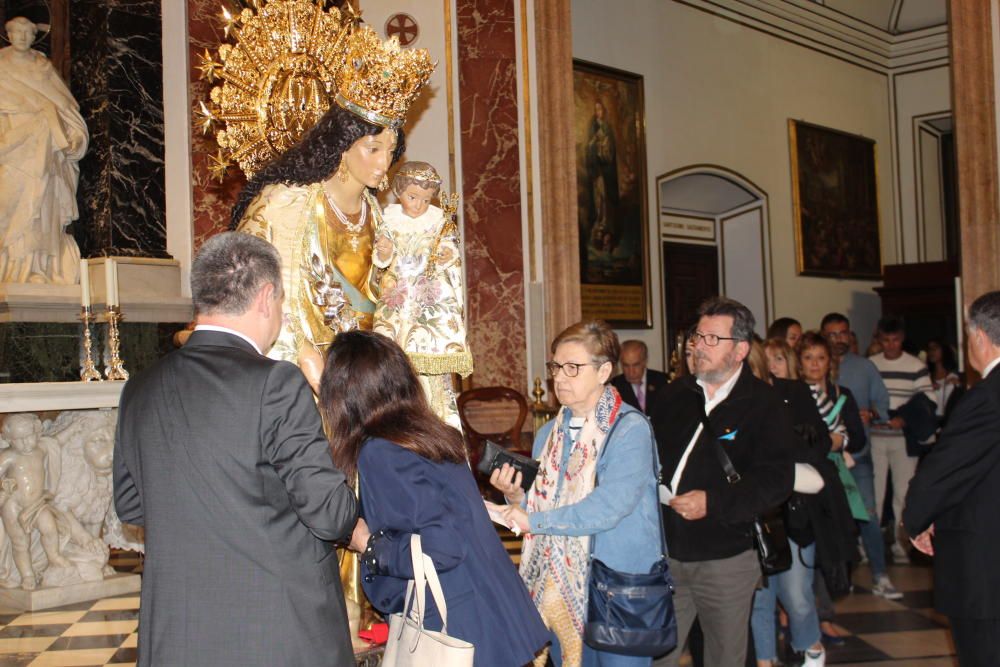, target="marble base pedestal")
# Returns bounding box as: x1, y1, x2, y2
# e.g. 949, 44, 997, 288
1, 257, 192, 324
0, 573, 141, 612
